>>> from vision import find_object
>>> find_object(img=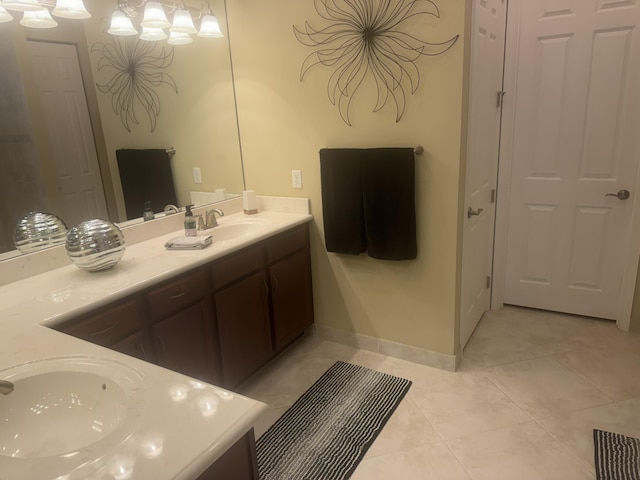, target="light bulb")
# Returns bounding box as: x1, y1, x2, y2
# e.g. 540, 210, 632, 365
52, 0, 91, 19
2, 0, 41, 12
108, 10, 137, 36
0, 5, 13, 22
168, 31, 193, 45
140, 26, 167, 41
170, 8, 196, 34
20, 8, 58, 28
198, 14, 222, 38
141, 2, 169, 29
